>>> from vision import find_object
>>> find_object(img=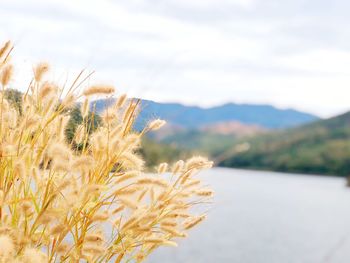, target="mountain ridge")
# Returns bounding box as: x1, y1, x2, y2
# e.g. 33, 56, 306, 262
94, 99, 319, 129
